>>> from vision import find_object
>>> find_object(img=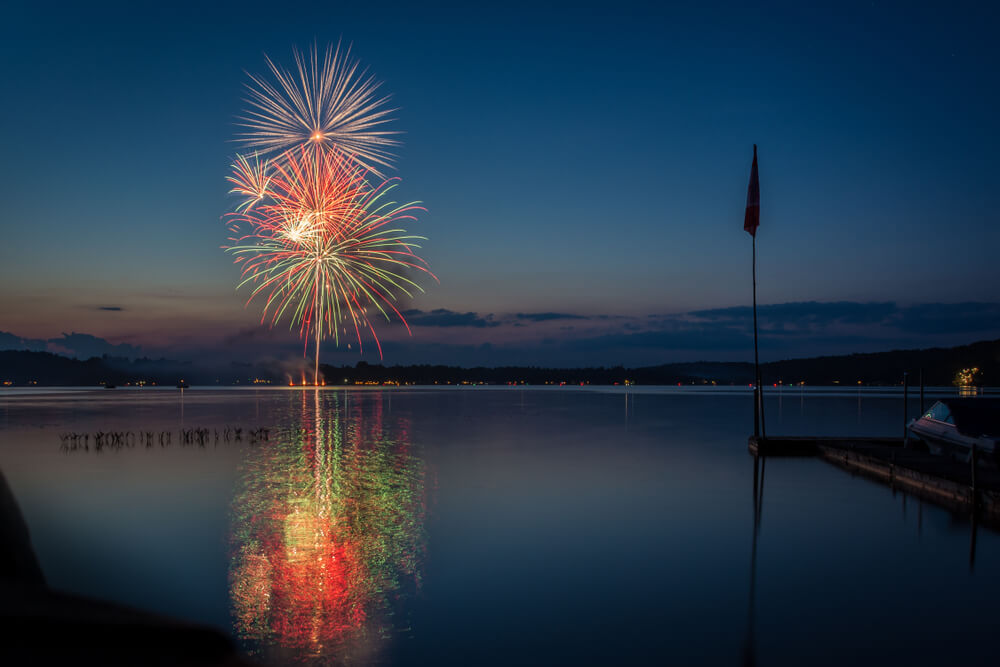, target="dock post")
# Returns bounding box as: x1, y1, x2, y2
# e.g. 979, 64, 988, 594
902, 372, 909, 441
969, 514, 978, 573
970, 443, 979, 572
919, 368, 925, 415
970, 443, 978, 510
759, 370, 767, 439
753, 384, 760, 438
